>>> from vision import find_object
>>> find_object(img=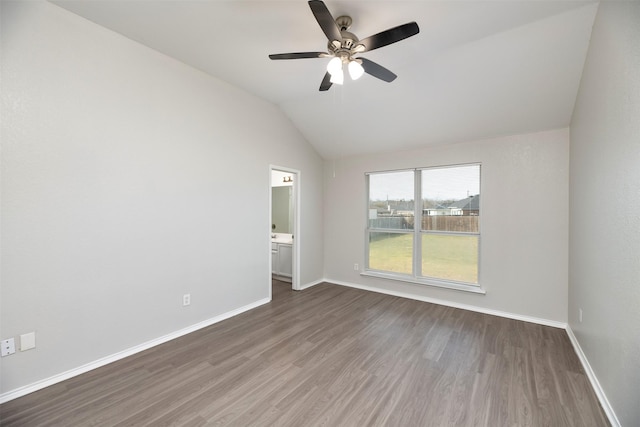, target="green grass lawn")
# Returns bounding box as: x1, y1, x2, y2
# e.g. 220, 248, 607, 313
369, 233, 478, 283
369, 233, 414, 274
